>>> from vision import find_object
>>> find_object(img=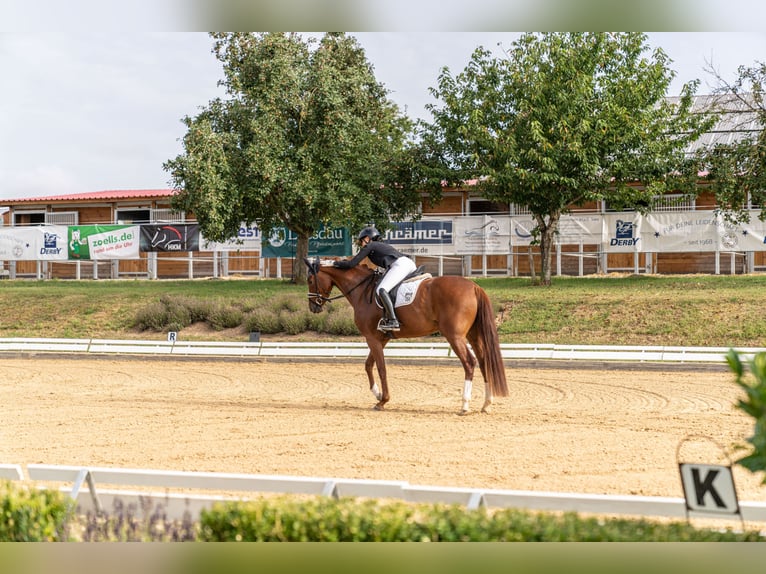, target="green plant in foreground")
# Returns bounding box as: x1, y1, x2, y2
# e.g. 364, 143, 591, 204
726, 349, 766, 482
0, 481, 73, 541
